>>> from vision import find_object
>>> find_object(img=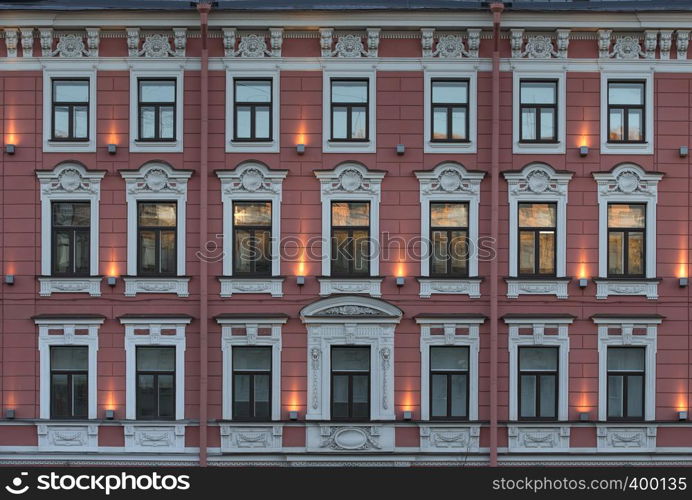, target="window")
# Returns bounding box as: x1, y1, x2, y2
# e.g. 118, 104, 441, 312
51, 202, 90, 277
608, 81, 645, 143
136, 346, 176, 420
430, 346, 469, 419
518, 347, 558, 420
331, 347, 370, 421
232, 201, 272, 276
330, 80, 368, 141
138, 79, 176, 141
50, 346, 88, 419
519, 80, 557, 143
51, 80, 89, 141
607, 203, 645, 277
430, 202, 469, 277
607, 347, 645, 420
431, 80, 469, 142
234, 80, 272, 141
137, 202, 177, 276
232, 347, 271, 420
331, 201, 370, 276
518, 202, 556, 276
